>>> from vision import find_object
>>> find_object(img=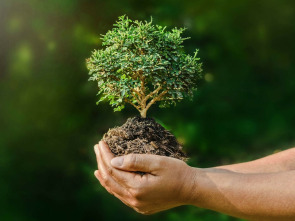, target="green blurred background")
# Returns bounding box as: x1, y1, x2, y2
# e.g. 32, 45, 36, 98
1, 0, 295, 220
